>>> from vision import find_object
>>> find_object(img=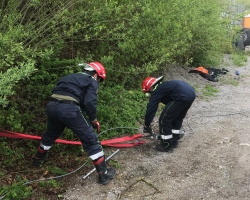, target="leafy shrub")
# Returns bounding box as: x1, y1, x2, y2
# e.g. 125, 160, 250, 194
97, 85, 146, 140
230, 51, 248, 66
